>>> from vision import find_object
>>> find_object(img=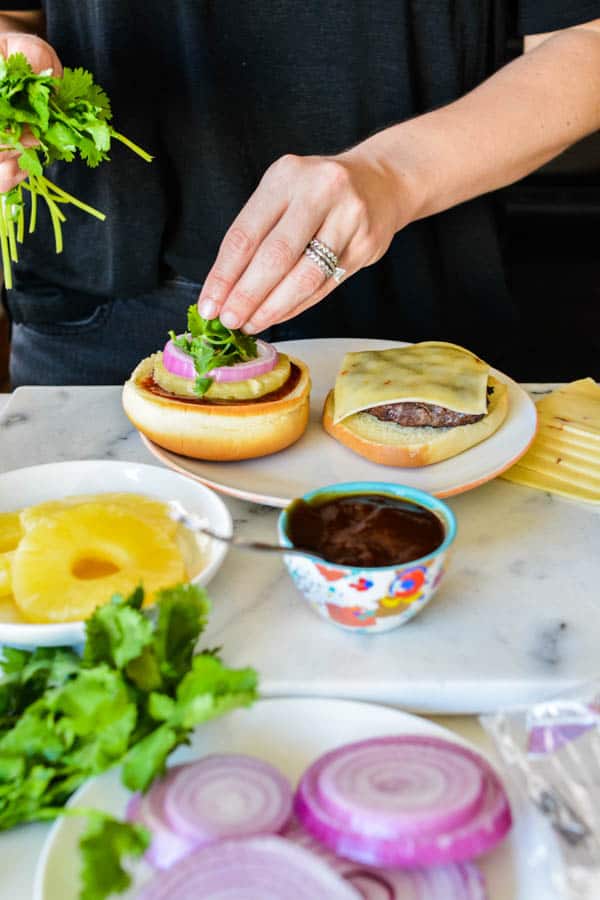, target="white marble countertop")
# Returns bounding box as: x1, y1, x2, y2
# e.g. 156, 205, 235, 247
0, 386, 590, 900
2, 384, 599, 717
